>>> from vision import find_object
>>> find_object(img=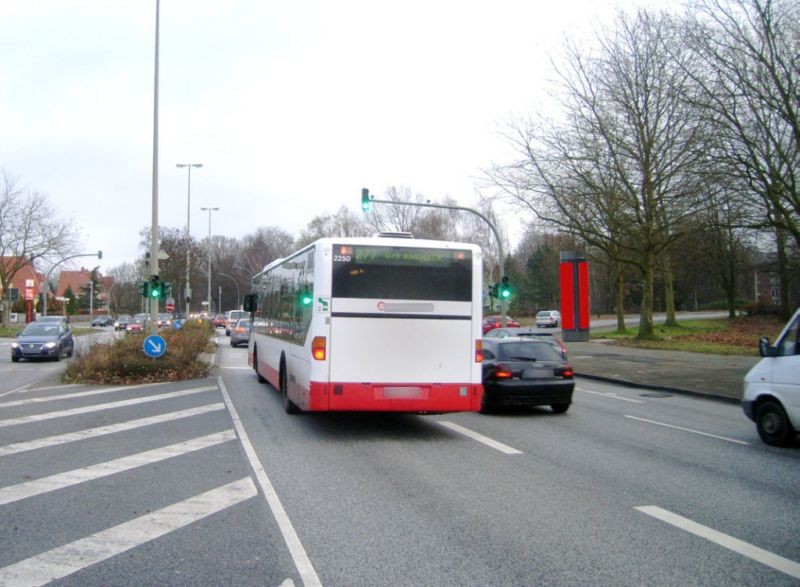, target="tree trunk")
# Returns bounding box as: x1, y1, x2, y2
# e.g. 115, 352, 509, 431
615, 261, 627, 333
637, 253, 655, 338
776, 227, 791, 321
663, 253, 678, 327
